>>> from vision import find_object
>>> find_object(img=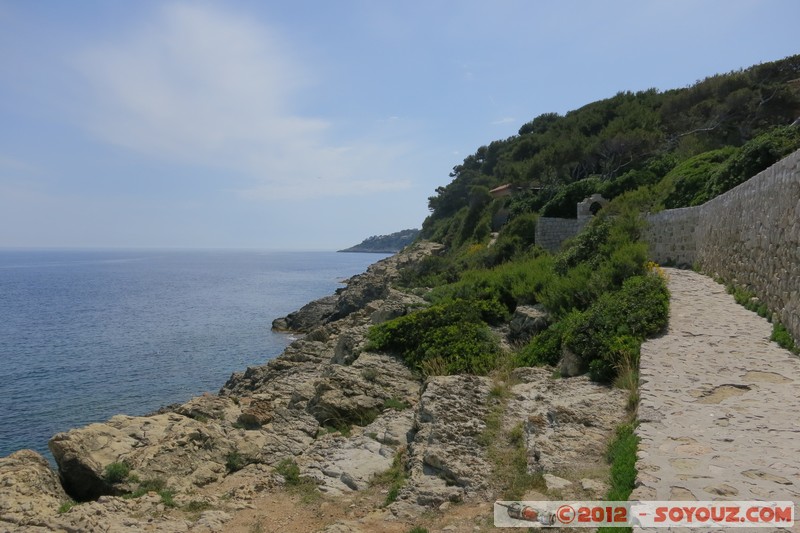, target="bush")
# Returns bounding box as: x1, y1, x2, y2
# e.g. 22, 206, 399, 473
515, 311, 580, 367
366, 299, 503, 375
275, 458, 302, 485
103, 462, 130, 484
771, 323, 800, 354
561, 274, 669, 382
701, 126, 800, 202
225, 451, 246, 473
429, 255, 555, 312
